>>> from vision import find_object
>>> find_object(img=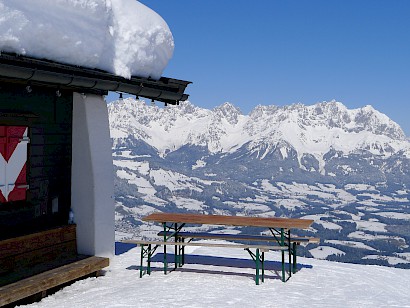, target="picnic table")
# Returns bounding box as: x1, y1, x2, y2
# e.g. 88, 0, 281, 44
126, 212, 317, 284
